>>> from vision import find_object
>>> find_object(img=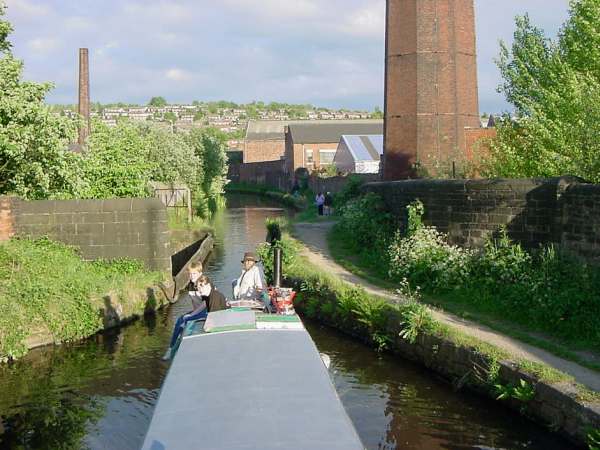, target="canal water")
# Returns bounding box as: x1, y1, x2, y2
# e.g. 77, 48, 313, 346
0, 194, 571, 449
